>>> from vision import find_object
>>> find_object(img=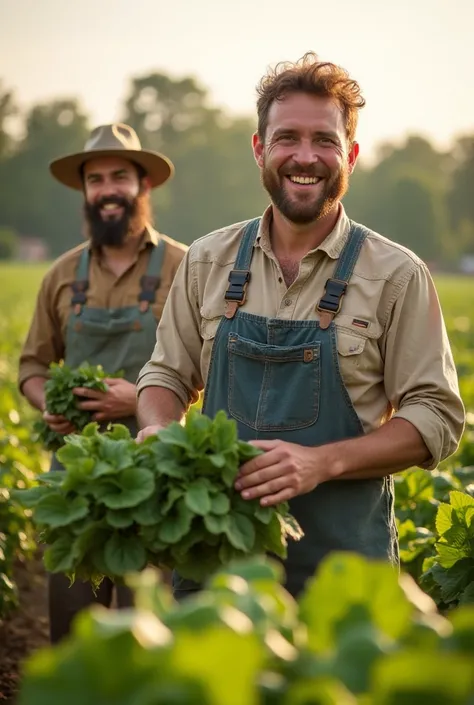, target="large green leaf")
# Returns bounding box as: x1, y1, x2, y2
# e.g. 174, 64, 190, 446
433, 559, 474, 603
436, 542, 470, 569
157, 422, 193, 451
56, 442, 89, 467
450, 489, 474, 513
225, 513, 256, 552
172, 626, 265, 705
43, 534, 80, 573
436, 502, 454, 535
11, 485, 50, 508
102, 468, 155, 509
254, 504, 273, 525
104, 533, 148, 575
204, 514, 230, 535
131, 494, 162, 526
210, 493, 231, 516
299, 553, 413, 652
91, 460, 121, 479
185, 480, 212, 516
330, 619, 391, 694
99, 437, 135, 470
158, 500, 193, 544
211, 410, 237, 453
35, 493, 89, 528
258, 513, 286, 558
